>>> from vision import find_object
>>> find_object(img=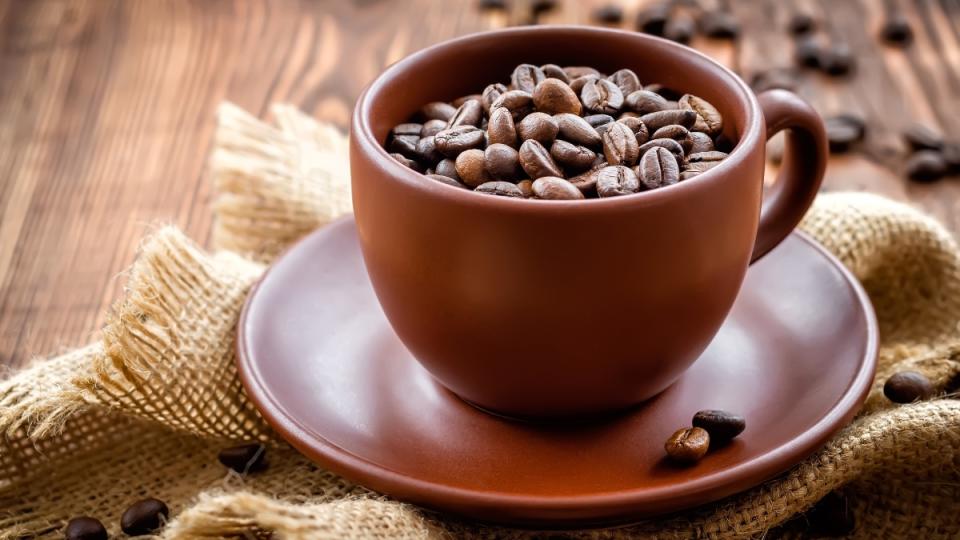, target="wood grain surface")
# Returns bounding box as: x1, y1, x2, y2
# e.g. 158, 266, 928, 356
1, 0, 958, 369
